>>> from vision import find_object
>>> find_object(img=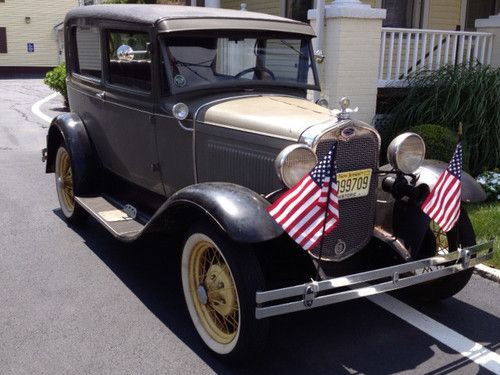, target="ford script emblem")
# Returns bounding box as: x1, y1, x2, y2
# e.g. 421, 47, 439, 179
334, 239, 347, 255
341, 127, 355, 139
